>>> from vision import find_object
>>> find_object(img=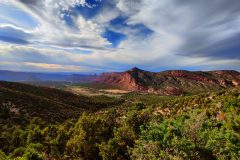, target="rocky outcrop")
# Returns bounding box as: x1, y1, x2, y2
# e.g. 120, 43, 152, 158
97, 70, 145, 91
96, 68, 240, 95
